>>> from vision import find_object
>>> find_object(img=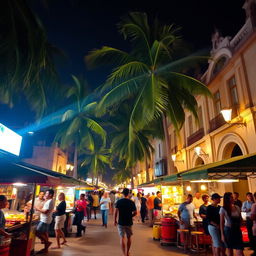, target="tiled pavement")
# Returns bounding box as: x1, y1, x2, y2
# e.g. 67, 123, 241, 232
35, 214, 254, 256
